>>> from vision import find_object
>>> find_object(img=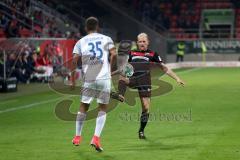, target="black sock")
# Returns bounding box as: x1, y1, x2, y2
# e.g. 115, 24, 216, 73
139, 112, 149, 132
